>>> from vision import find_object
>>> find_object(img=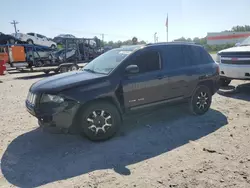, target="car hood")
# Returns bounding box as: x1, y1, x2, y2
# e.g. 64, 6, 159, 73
218, 45, 250, 54
30, 71, 107, 93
